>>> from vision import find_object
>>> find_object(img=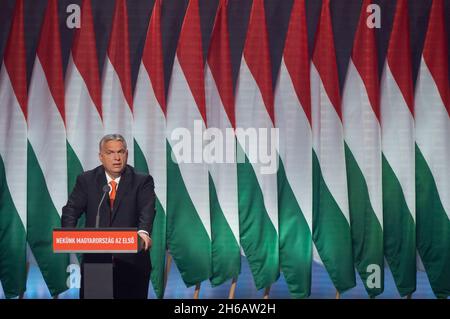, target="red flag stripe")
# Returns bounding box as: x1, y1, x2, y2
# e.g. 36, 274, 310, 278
352, 0, 380, 121
4, 0, 27, 119
386, 0, 414, 115
107, 0, 133, 110
422, 0, 449, 116
36, 0, 65, 124
283, 0, 311, 124
176, 0, 207, 124
72, 0, 102, 119
142, 0, 166, 116
207, 0, 235, 128
312, 0, 341, 119
243, 0, 274, 124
